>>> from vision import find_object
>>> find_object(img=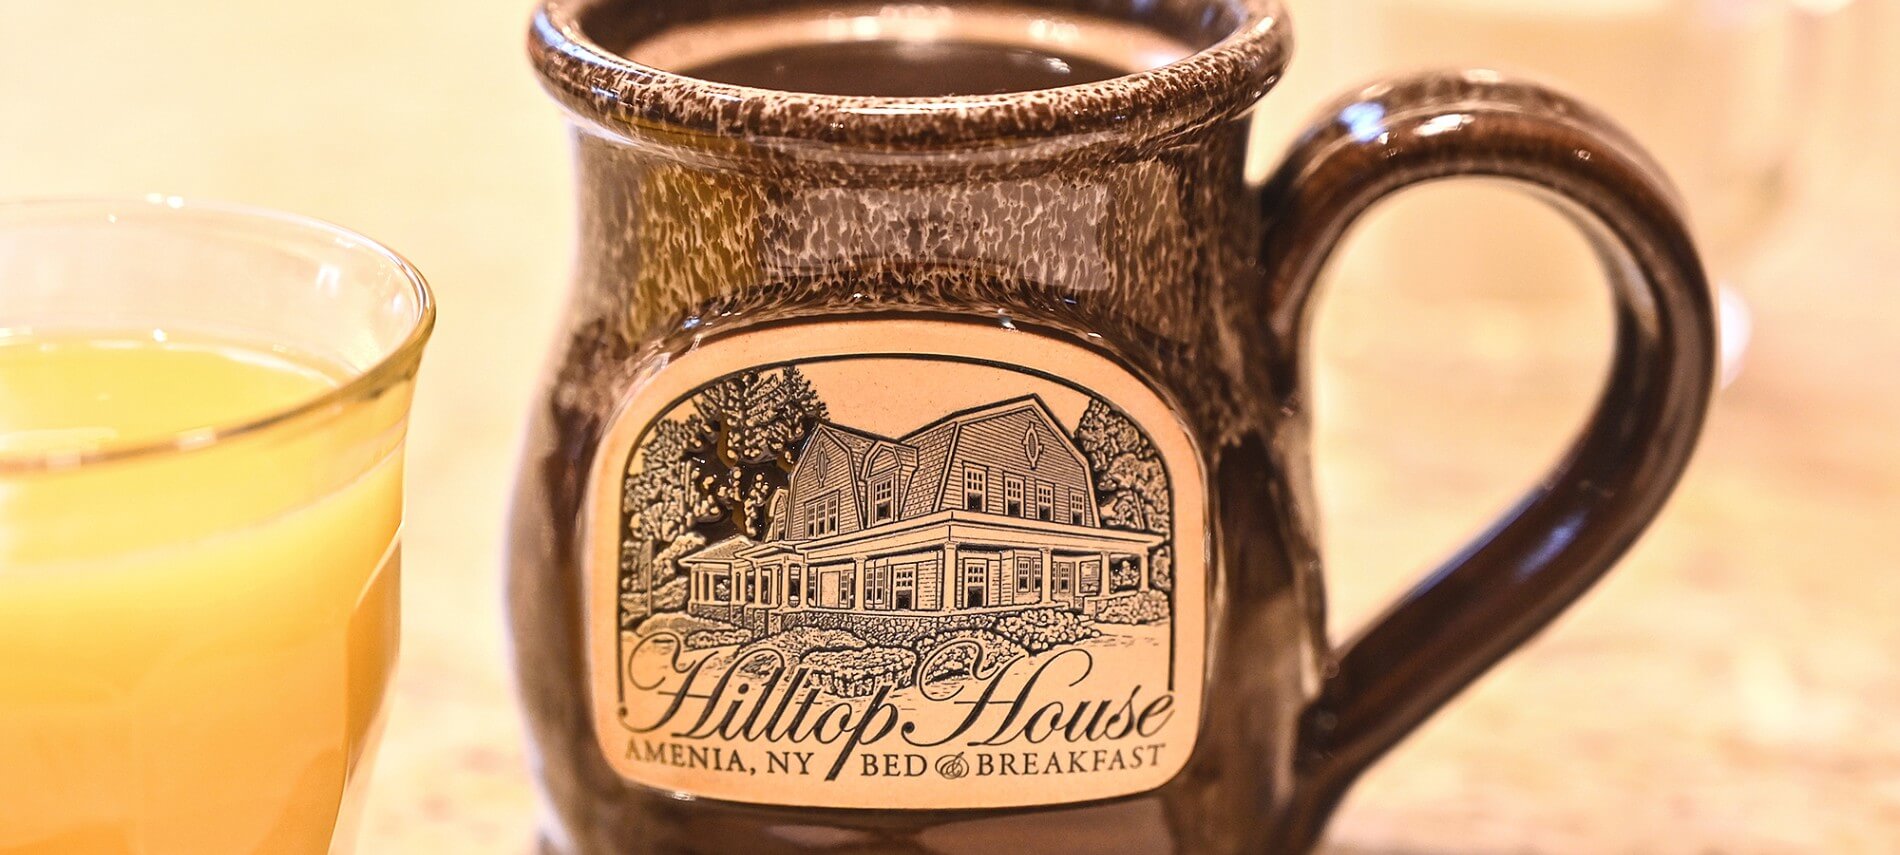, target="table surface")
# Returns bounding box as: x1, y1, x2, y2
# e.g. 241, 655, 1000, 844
4, 2, 1896, 852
